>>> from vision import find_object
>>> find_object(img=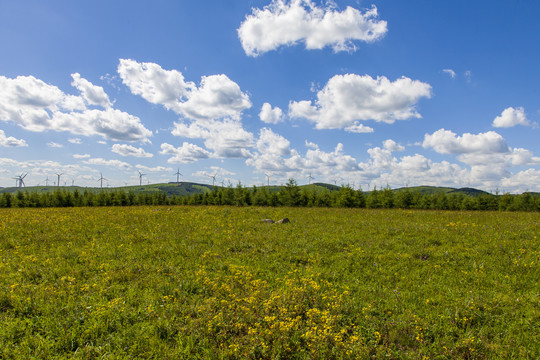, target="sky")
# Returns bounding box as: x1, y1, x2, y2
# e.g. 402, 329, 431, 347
1, 0, 539, 193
